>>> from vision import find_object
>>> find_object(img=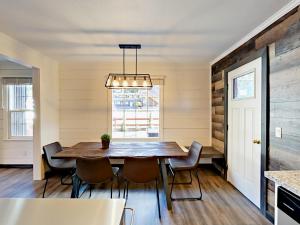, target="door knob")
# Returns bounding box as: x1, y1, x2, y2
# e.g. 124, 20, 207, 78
253, 139, 261, 144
